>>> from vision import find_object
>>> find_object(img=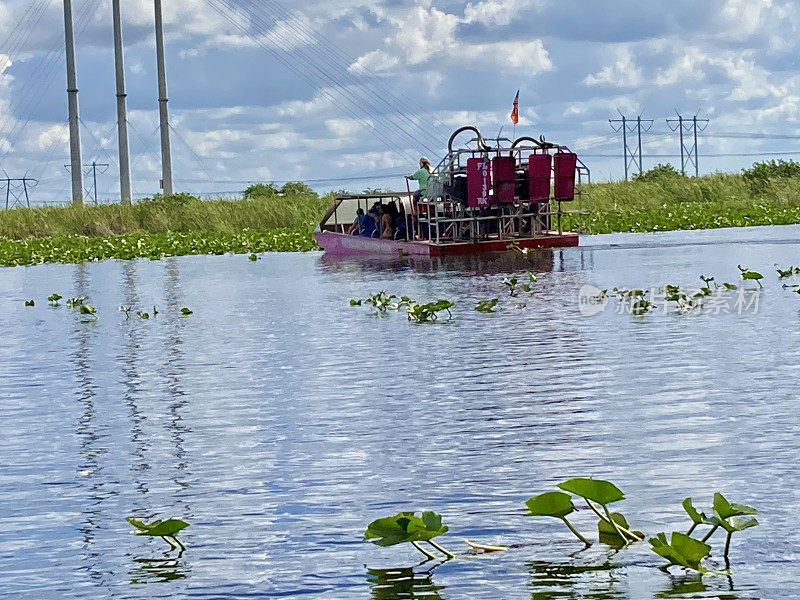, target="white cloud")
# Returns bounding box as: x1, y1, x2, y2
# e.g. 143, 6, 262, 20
584, 47, 642, 88
325, 118, 373, 138
461, 40, 552, 71
463, 0, 537, 27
